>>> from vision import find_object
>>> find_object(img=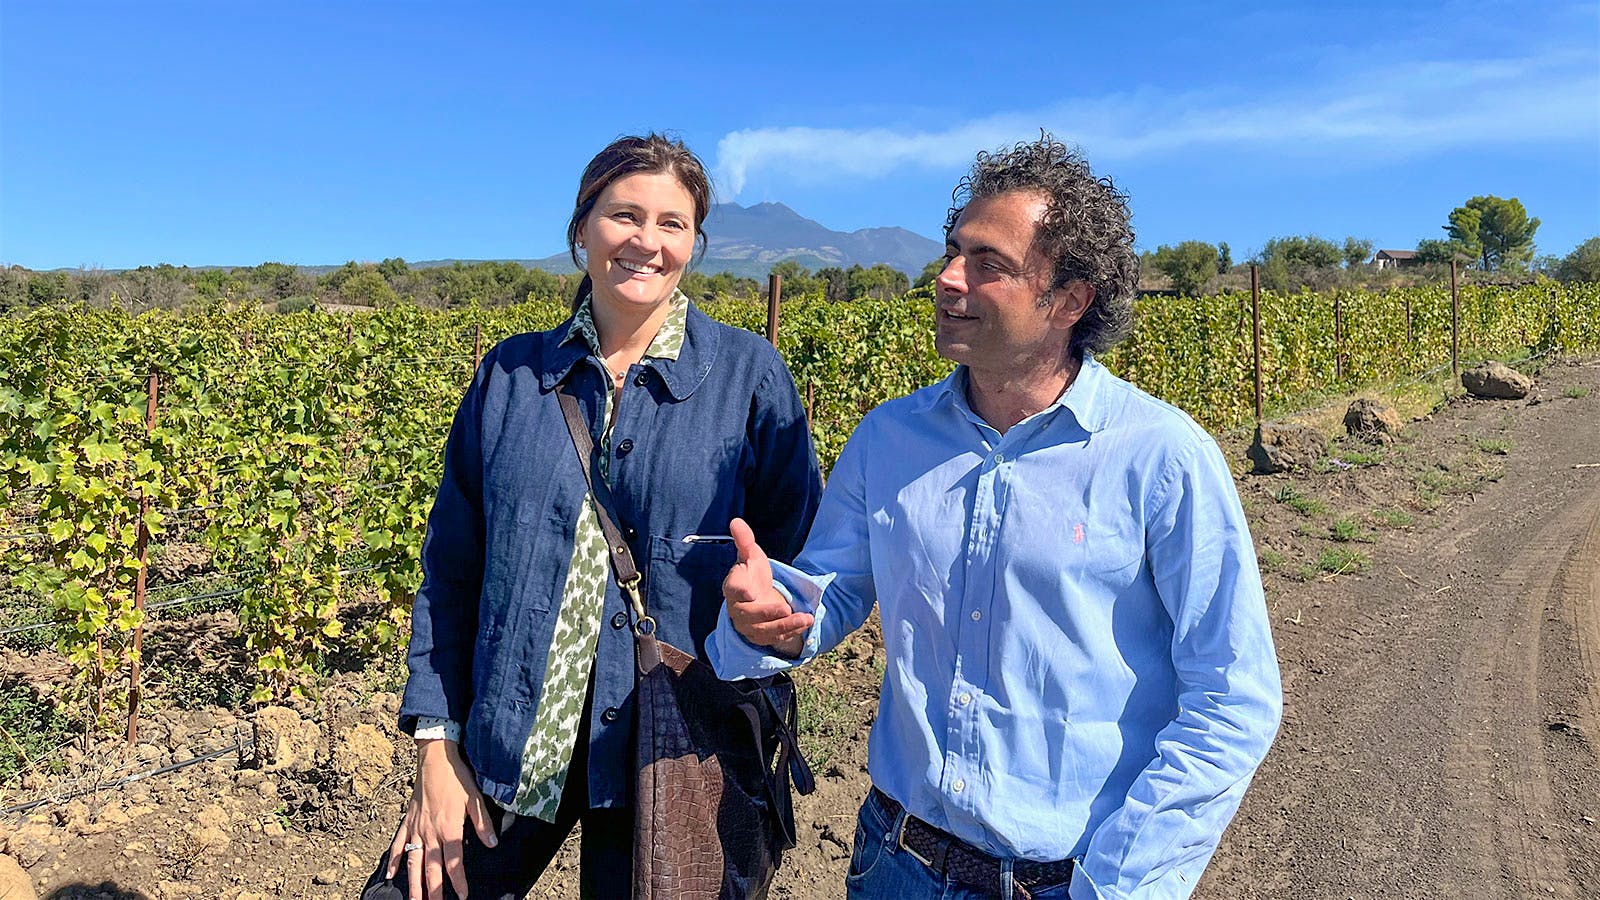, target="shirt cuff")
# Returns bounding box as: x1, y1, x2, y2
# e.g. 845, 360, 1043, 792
413, 716, 462, 742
